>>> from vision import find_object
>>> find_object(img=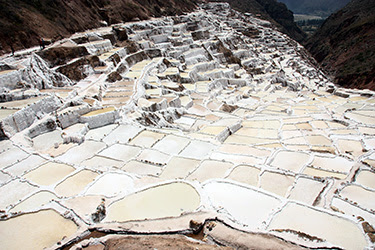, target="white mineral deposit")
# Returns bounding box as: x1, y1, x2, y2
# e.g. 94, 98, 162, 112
0, 3, 374, 249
